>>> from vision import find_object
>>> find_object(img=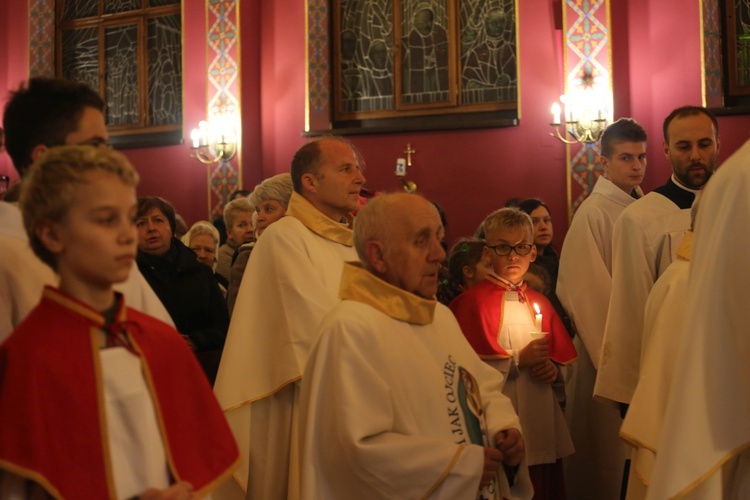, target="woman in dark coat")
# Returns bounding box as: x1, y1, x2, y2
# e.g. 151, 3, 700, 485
135, 196, 229, 384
